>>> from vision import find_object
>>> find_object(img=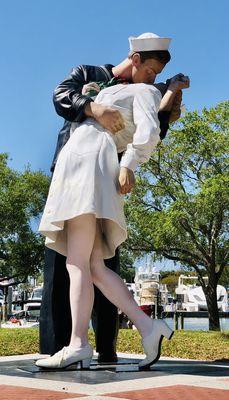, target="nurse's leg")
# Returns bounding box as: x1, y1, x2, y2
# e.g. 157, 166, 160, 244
66, 213, 96, 349
90, 221, 153, 338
